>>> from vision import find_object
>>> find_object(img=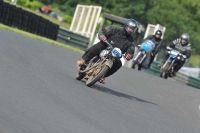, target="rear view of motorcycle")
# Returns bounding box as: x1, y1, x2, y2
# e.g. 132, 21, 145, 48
76, 41, 122, 87
160, 48, 184, 79
132, 40, 155, 69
